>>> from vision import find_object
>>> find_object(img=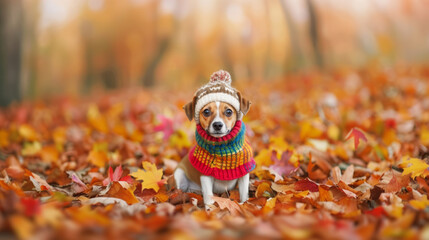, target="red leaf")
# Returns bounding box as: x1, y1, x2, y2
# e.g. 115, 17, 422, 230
294, 178, 319, 192
120, 175, 133, 184
20, 197, 41, 217
345, 127, 367, 149
364, 206, 386, 217
103, 165, 132, 186
112, 165, 123, 181
154, 115, 174, 140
